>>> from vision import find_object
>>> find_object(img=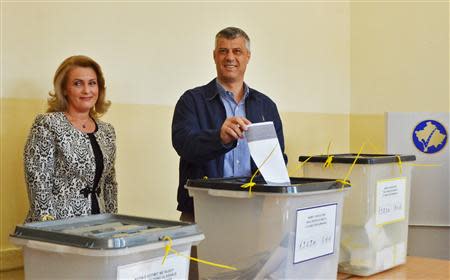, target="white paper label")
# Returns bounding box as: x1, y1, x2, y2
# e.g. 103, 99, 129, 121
294, 204, 337, 263
117, 250, 189, 280
376, 177, 407, 226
